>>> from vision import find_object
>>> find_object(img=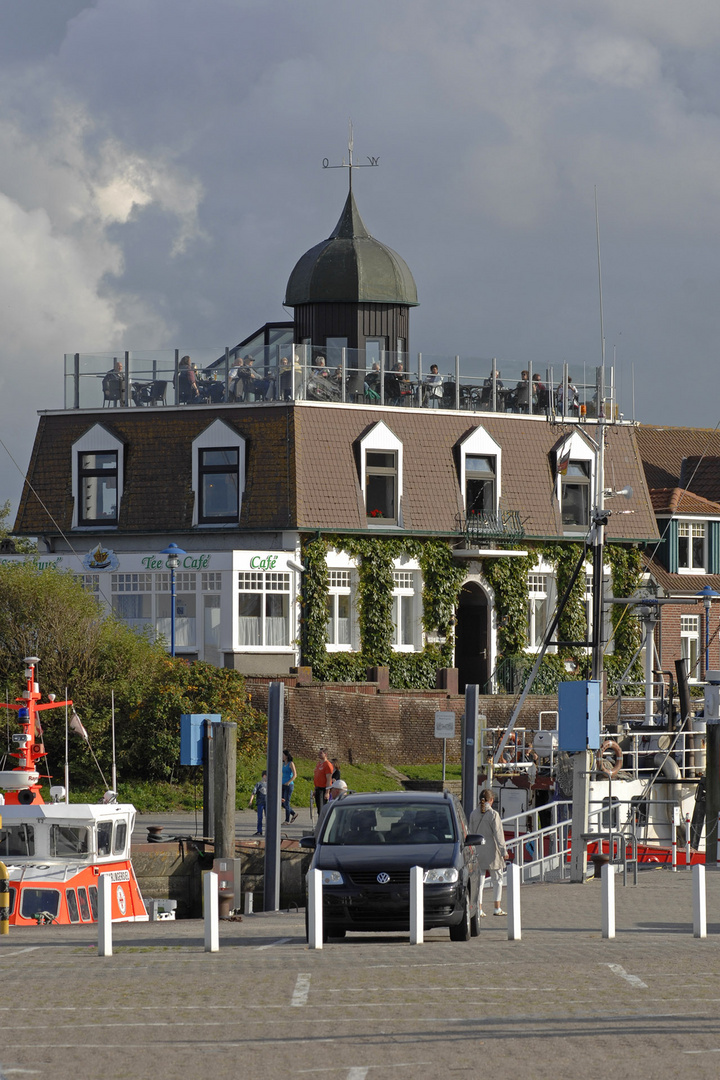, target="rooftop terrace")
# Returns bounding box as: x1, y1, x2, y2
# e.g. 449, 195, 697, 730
63, 344, 623, 420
